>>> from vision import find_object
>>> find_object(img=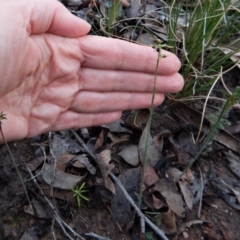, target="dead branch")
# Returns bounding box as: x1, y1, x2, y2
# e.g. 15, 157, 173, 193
72, 130, 169, 240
